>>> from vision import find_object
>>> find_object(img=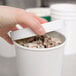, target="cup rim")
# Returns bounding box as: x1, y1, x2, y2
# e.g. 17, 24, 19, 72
13, 32, 66, 52
14, 41, 65, 52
